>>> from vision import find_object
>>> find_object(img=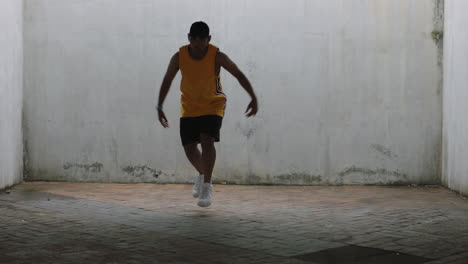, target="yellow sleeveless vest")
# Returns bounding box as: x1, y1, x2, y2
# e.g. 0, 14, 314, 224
179, 44, 227, 118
